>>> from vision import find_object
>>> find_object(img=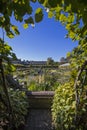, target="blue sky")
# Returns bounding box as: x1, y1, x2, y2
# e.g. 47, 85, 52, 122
1, 4, 78, 61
